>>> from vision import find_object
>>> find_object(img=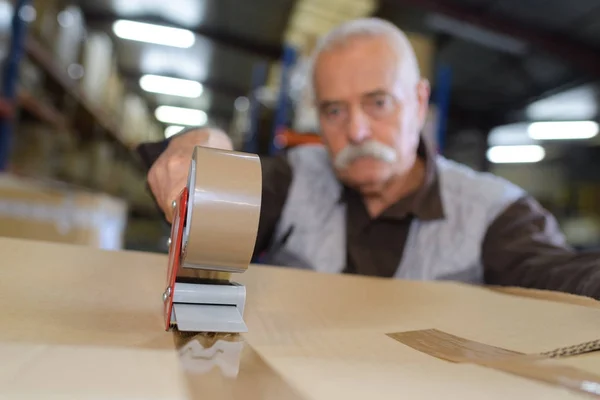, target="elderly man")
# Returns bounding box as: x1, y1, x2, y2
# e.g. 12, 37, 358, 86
137, 18, 600, 299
